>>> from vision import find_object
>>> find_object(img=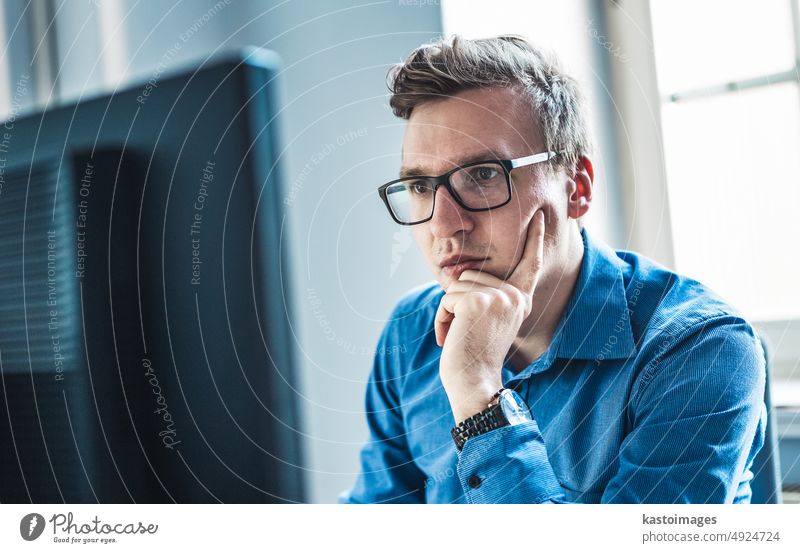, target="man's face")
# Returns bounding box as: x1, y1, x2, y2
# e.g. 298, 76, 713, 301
401, 86, 572, 290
